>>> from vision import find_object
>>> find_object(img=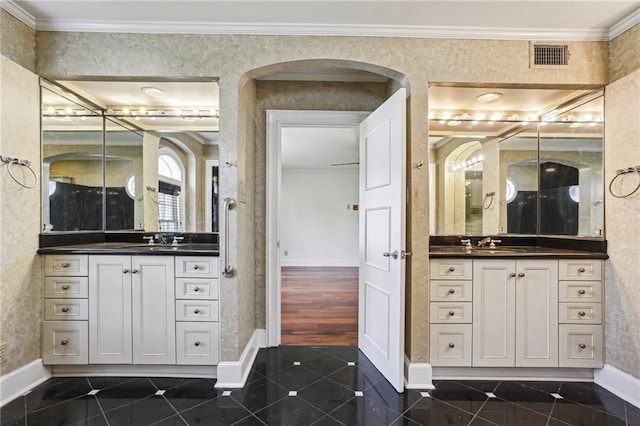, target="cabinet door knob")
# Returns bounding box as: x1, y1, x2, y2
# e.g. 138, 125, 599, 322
194, 308, 200, 314
578, 267, 586, 273
518, 272, 525, 277
61, 306, 69, 313
448, 343, 455, 348
578, 311, 586, 317
60, 340, 69, 346
194, 287, 200, 292
61, 263, 69, 268
61, 285, 70, 290
132, 269, 138, 274
448, 311, 455, 316
123, 269, 130, 274
578, 343, 586, 349
448, 289, 455, 294
448, 266, 455, 272
578, 289, 586, 295
193, 265, 200, 270
194, 341, 201, 347
510, 272, 516, 278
